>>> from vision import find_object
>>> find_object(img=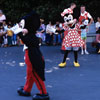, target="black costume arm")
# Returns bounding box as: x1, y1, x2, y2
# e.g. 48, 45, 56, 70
80, 25, 87, 29
18, 32, 39, 47
96, 29, 100, 33
56, 29, 64, 33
